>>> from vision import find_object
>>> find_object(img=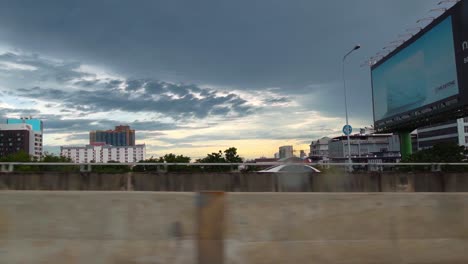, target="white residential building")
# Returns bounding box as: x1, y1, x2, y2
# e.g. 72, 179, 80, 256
417, 117, 468, 150
60, 144, 146, 163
